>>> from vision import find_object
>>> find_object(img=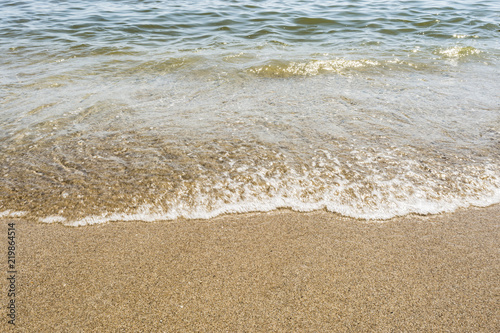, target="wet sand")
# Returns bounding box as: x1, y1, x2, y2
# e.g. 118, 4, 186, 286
1, 205, 499, 332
